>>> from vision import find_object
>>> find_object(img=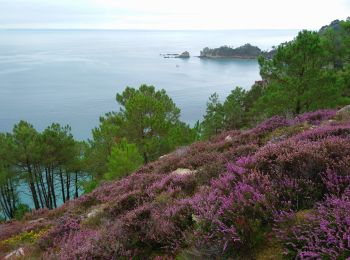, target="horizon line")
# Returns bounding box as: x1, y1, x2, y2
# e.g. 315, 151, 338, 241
0, 27, 307, 31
